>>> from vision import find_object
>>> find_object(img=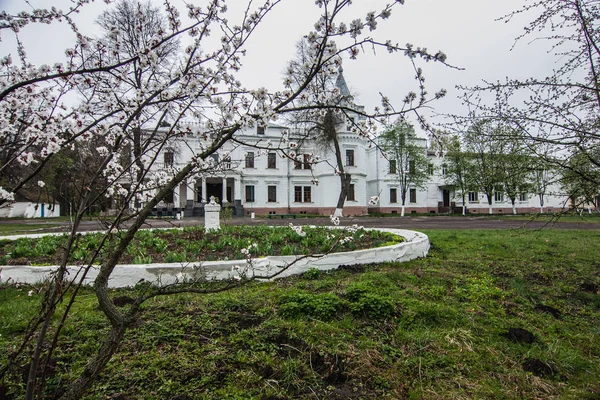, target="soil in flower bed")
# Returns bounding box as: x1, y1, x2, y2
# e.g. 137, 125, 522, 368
0, 225, 403, 266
